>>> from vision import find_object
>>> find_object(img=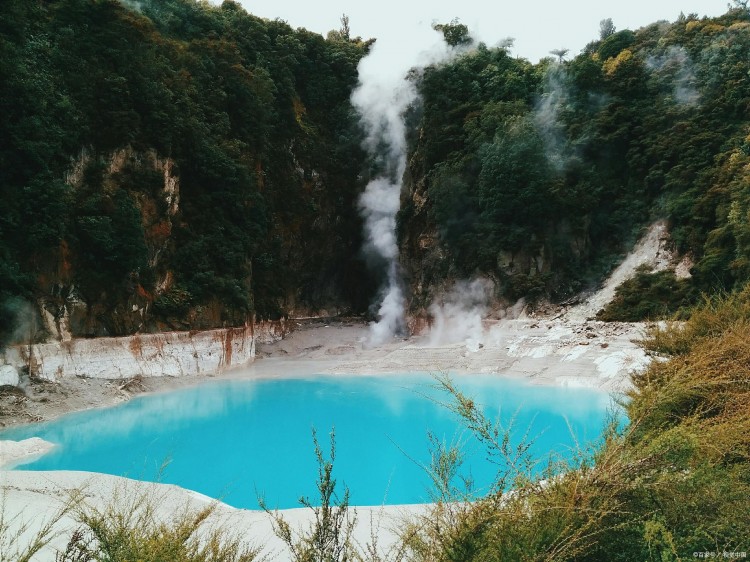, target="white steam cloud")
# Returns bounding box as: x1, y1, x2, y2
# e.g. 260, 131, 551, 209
534, 63, 570, 171
428, 279, 493, 352
535, 63, 611, 170
646, 46, 700, 107
119, 0, 143, 12
351, 23, 460, 345
358, 178, 401, 260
